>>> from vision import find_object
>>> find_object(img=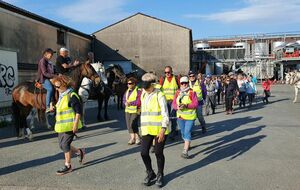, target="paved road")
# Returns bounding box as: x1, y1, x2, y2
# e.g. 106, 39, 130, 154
0, 85, 300, 190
